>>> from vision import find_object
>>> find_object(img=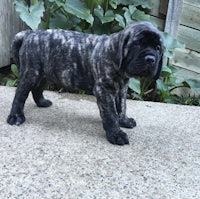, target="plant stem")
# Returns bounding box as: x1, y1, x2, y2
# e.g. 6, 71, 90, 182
169, 85, 187, 92
105, 0, 109, 11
